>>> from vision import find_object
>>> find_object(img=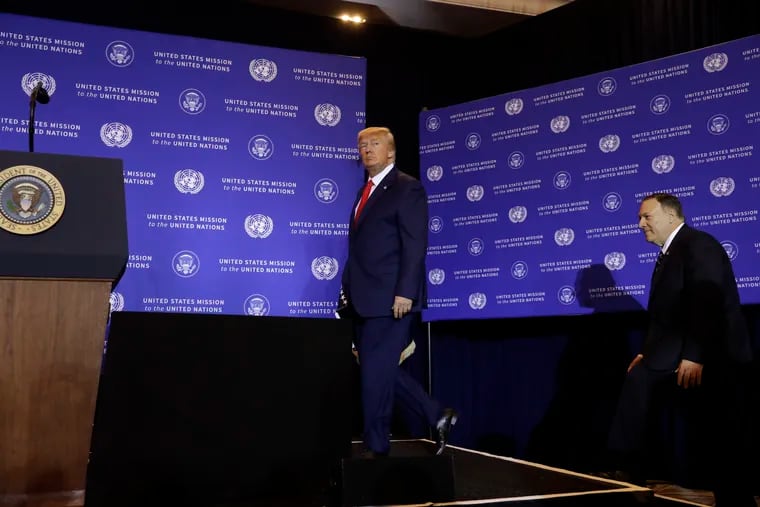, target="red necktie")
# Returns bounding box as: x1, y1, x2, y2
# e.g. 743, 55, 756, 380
354, 179, 374, 223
